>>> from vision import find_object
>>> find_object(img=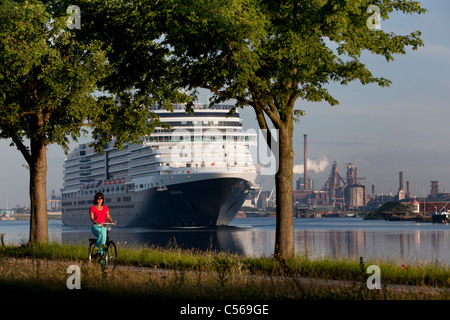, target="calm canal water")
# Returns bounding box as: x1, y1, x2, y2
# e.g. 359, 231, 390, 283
1, 217, 450, 264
